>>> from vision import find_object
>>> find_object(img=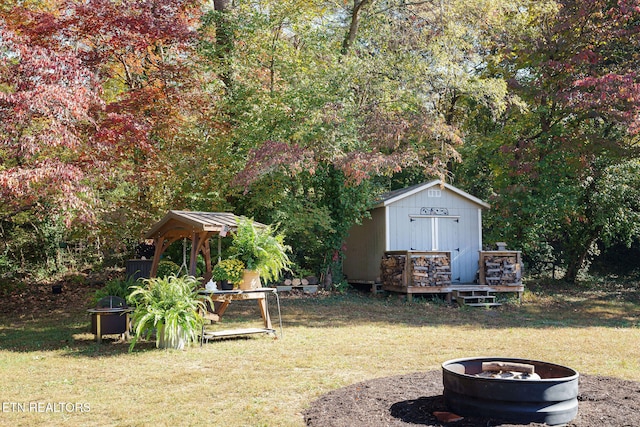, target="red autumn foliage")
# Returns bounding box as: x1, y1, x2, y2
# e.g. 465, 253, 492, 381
1, 0, 203, 224
549, 0, 640, 132
0, 22, 103, 224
